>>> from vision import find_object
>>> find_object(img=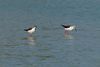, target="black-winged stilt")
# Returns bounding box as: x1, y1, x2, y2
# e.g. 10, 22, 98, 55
62, 24, 76, 34
24, 26, 37, 35
62, 25, 76, 31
